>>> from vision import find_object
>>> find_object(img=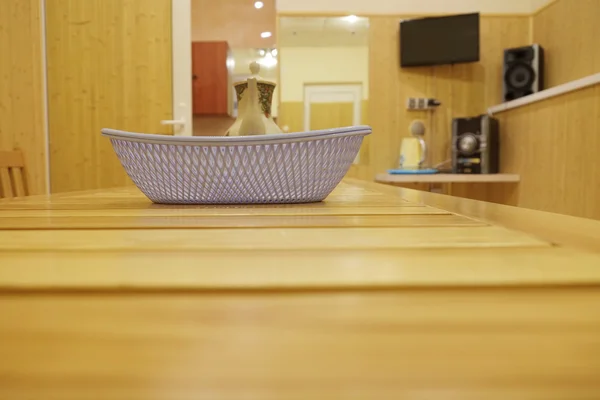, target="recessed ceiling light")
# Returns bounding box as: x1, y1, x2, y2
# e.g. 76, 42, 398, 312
259, 52, 278, 68
254, 1, 264, 9
258, 49, 266, 56
271, 49, 278, 57
342, 15, 358, 23
260, 31, 272, 38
